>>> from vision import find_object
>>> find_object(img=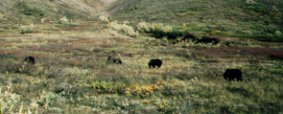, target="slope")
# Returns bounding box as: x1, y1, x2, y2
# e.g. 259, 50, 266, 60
0, 0, 117, 23
109, 0, 283, 40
